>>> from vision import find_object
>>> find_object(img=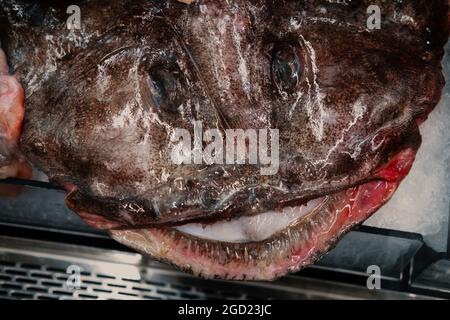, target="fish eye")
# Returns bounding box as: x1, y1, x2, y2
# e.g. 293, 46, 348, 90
271, 45, 303, 93
148, 65, 185, 113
